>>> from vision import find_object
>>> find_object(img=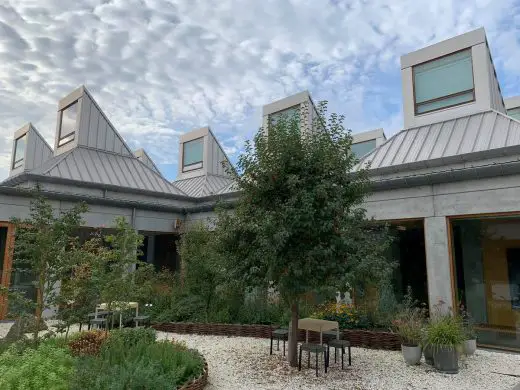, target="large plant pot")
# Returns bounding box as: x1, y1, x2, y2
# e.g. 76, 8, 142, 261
463, 339, 477, 356
423, 345, 434, 365
433, 346, 459, 374
401, 344, 422, 365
